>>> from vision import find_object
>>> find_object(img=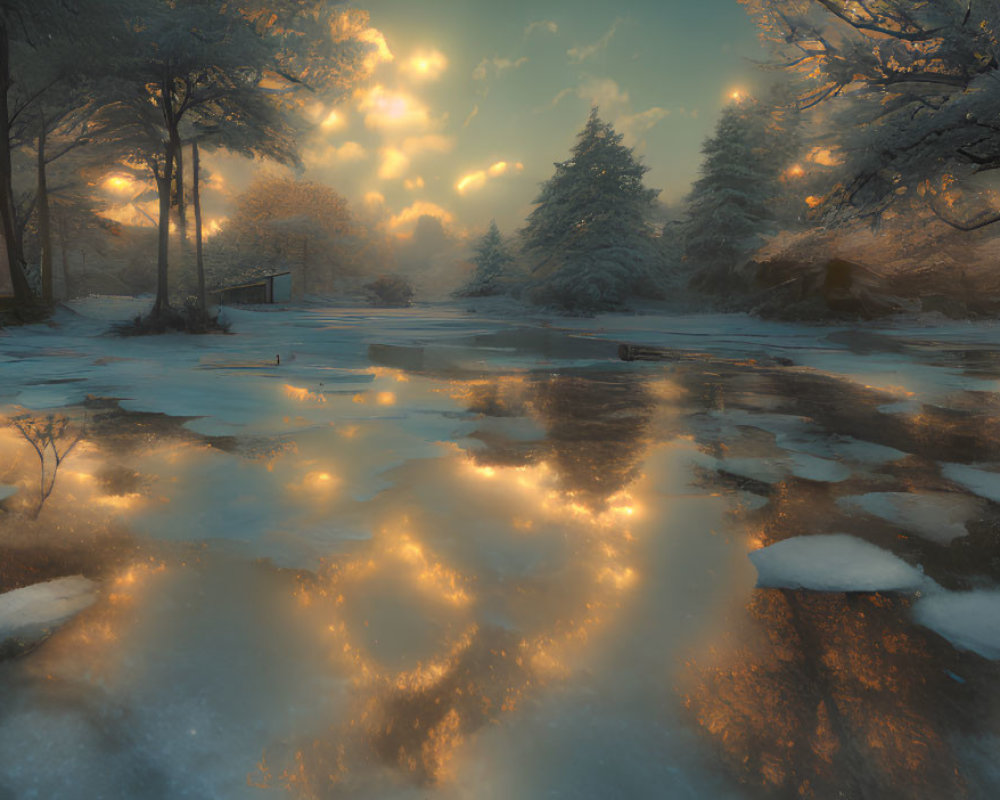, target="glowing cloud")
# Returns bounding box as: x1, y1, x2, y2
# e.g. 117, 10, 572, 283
320, 108, 348, 131
401, 133, 454, 155
577, 77, 629, 115
388, 201, 455, 233
378, 147, 410, 180
363, 191, 386, 211
616, 107, 670, 145
403, 49, 447, 81
456, 171, 487, 195
335, 141, 367, 161
567, 19, 621, 63
525, 20, 558, 36
356, 85, 431, 131
303, 141, 367, 168
404, 176, 425, 190
472, 56, 528, 81
456, 161, 523, 194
